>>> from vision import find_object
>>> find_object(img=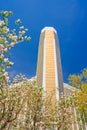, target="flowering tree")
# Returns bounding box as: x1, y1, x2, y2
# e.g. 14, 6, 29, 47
0, 11, 30, 87
0, 84, 26, 129
0, 10, 30, 129
6, 79, 74, 130
12, 73, 28, 84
